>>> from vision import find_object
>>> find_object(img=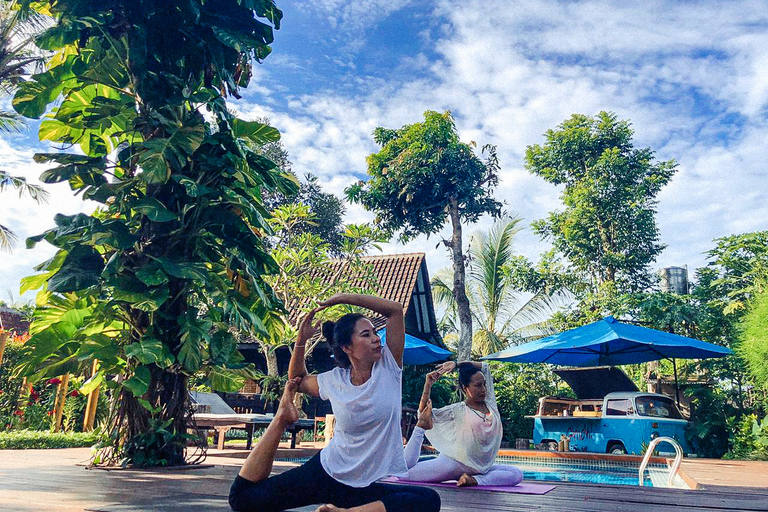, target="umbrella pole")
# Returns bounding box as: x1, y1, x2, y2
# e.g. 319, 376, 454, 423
671, 358, 680, 406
